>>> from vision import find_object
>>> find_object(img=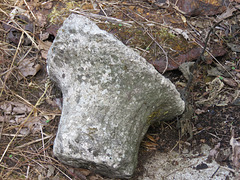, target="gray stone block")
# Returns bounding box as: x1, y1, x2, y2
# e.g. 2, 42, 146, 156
47, 14, 185, 179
